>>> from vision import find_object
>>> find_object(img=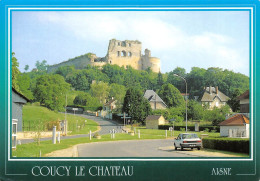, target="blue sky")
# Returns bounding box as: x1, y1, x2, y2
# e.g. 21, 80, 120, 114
12, 10, 249, 75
